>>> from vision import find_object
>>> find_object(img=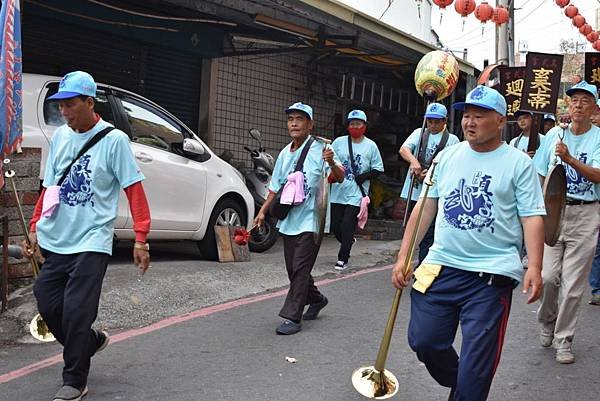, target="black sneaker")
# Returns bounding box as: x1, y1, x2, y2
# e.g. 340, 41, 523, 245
276, 320, 302, 335
94, 329, 110, 355
303, 296, 328, 320
53, 385, 88, 401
